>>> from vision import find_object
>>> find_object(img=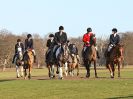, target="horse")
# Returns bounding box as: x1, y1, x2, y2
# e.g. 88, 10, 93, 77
23, 49, 34, 79
105, 44, 124, 78
68, 53, 79, 76
15, 47, 24, 78
83, 45, 98, 78
55, 43, 70, 79
45, 49, 55, 79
